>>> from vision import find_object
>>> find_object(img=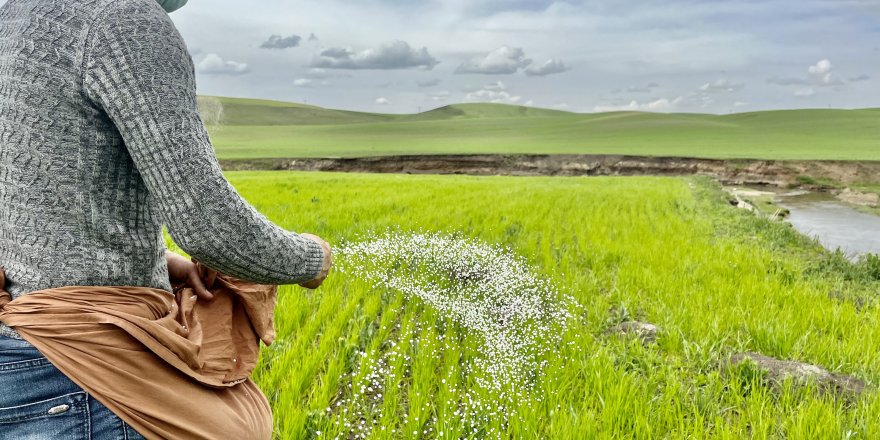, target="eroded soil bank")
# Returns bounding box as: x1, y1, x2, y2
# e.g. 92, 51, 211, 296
218, 154, 880, 189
